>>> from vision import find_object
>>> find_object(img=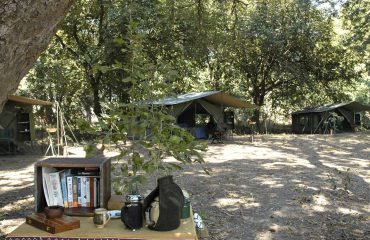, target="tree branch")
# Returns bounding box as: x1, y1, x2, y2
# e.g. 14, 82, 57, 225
98, 0, 105, 47
55, 34, 79, 59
